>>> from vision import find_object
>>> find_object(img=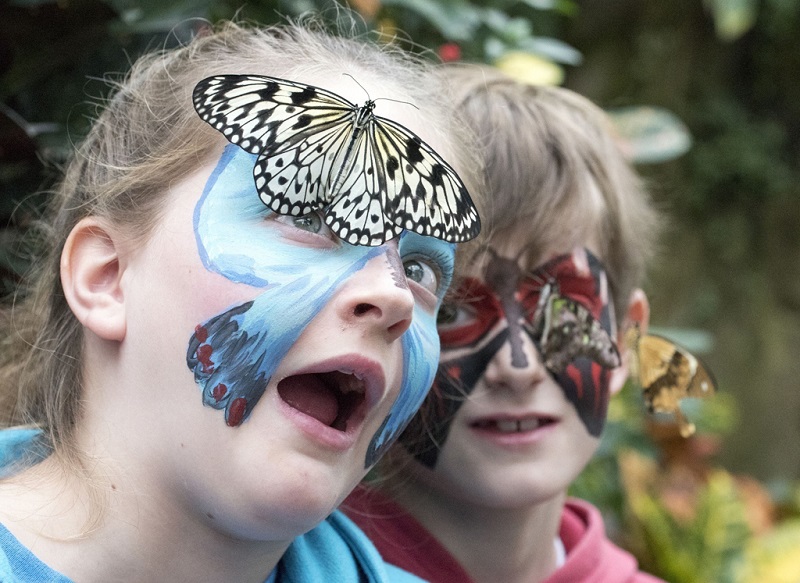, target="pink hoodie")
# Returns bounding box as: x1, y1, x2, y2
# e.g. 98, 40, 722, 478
344, 486, 664, 583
